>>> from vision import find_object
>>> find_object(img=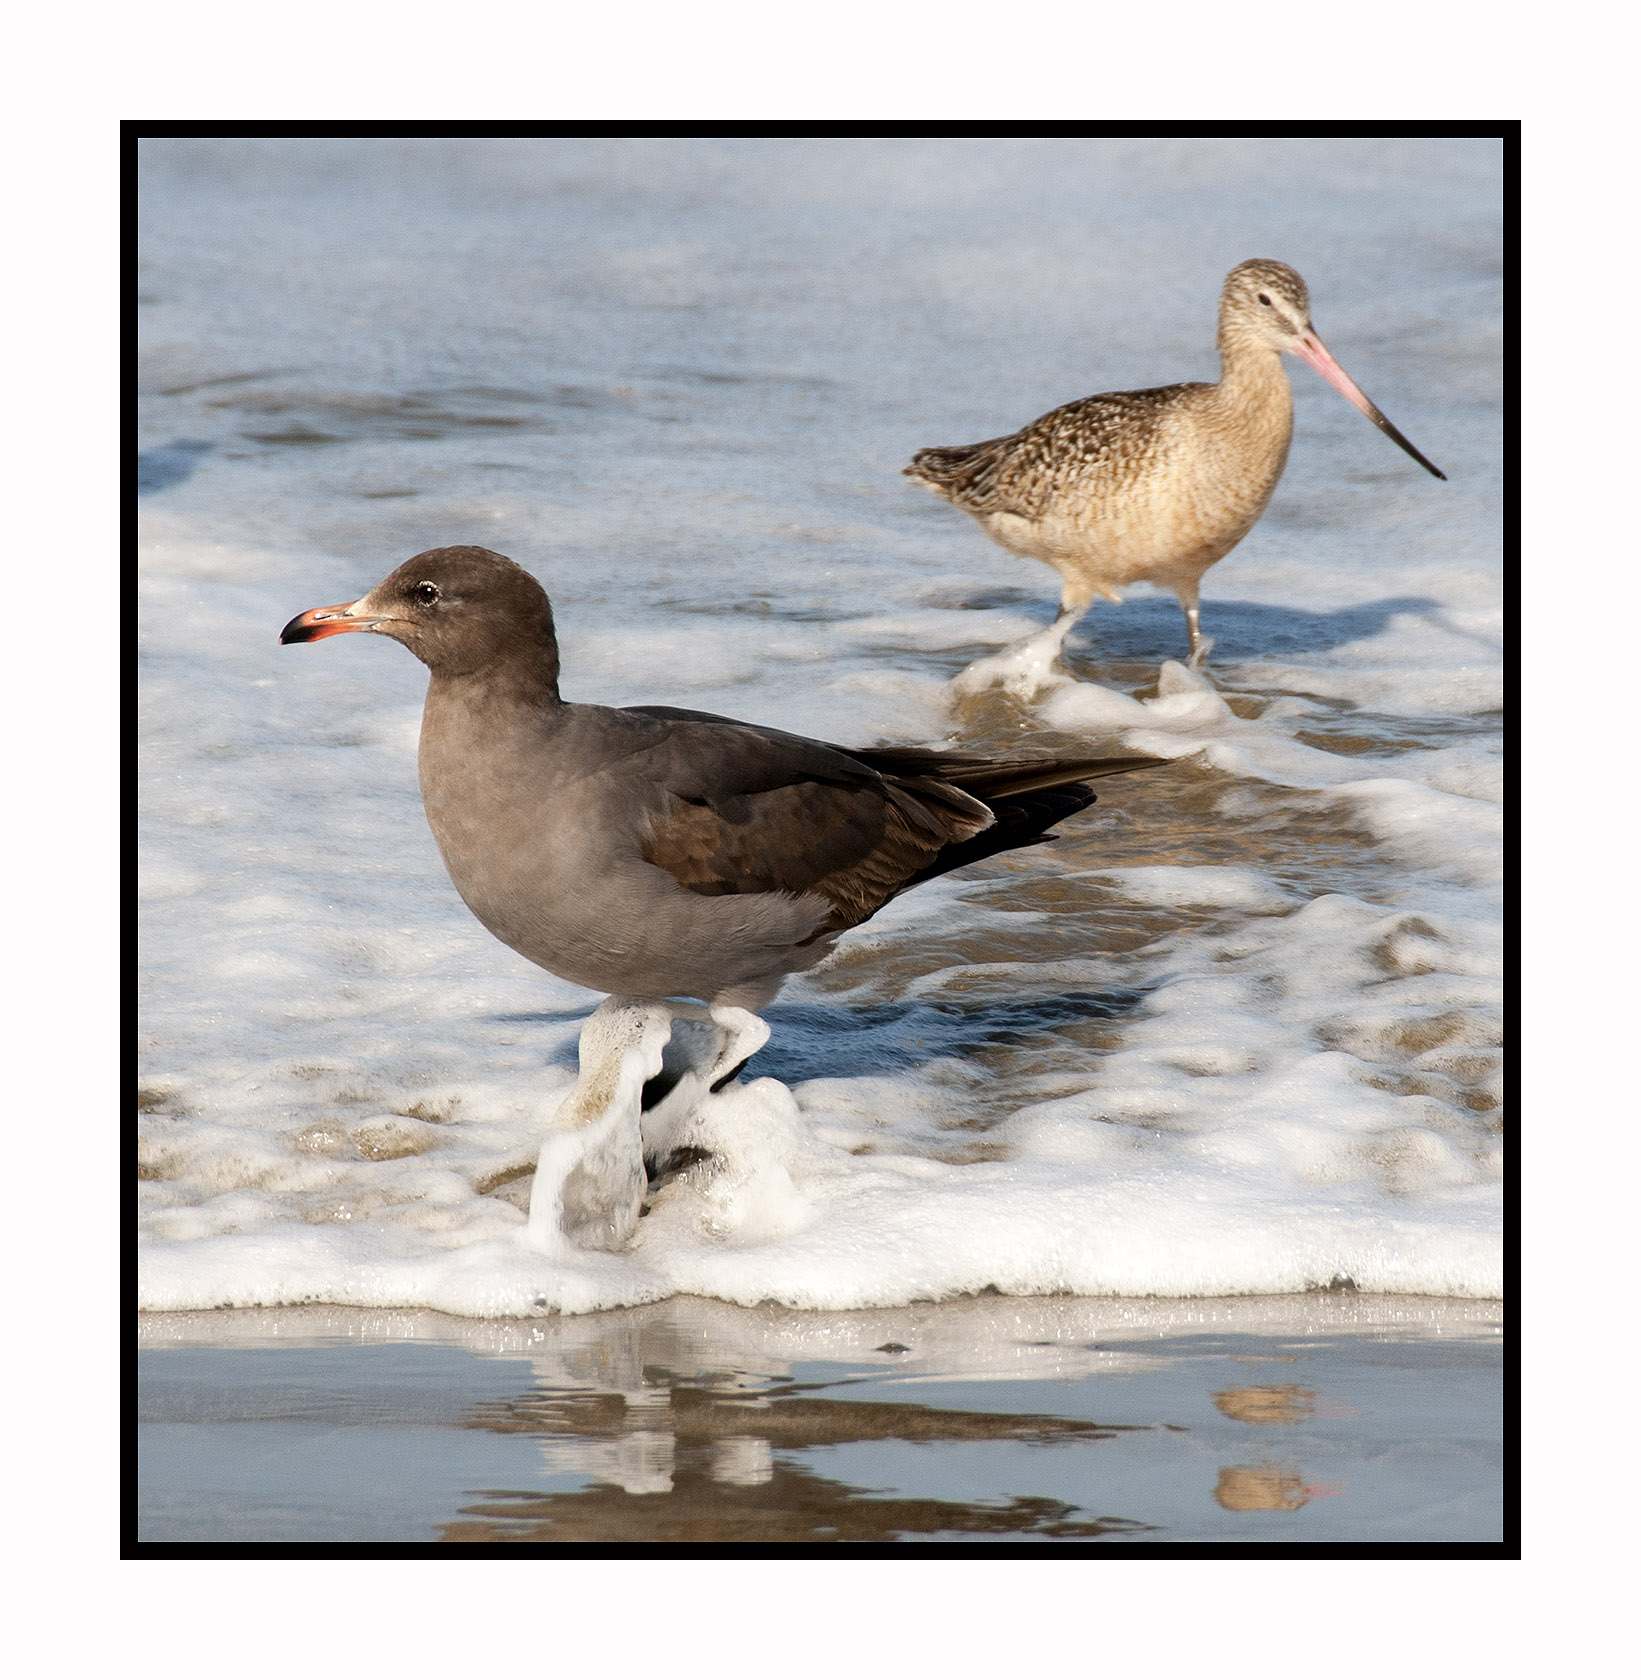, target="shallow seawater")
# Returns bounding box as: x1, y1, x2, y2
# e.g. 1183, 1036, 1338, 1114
137, 137, 1503, 1317
137, 1297, 1504, 1545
